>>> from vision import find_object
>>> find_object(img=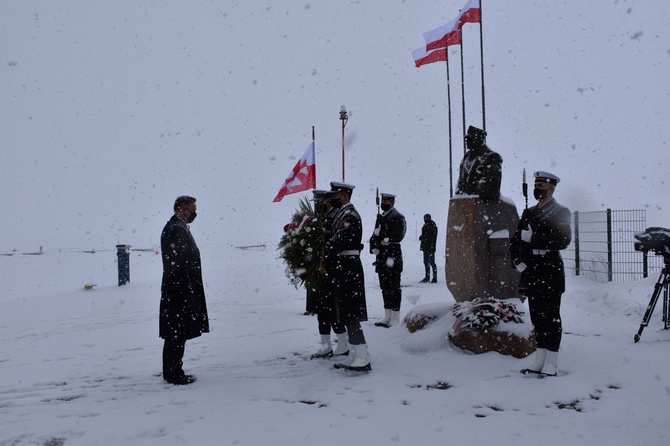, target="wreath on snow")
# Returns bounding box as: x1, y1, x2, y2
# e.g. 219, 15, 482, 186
277, 197, 324, 291
452, 297, 525, 332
